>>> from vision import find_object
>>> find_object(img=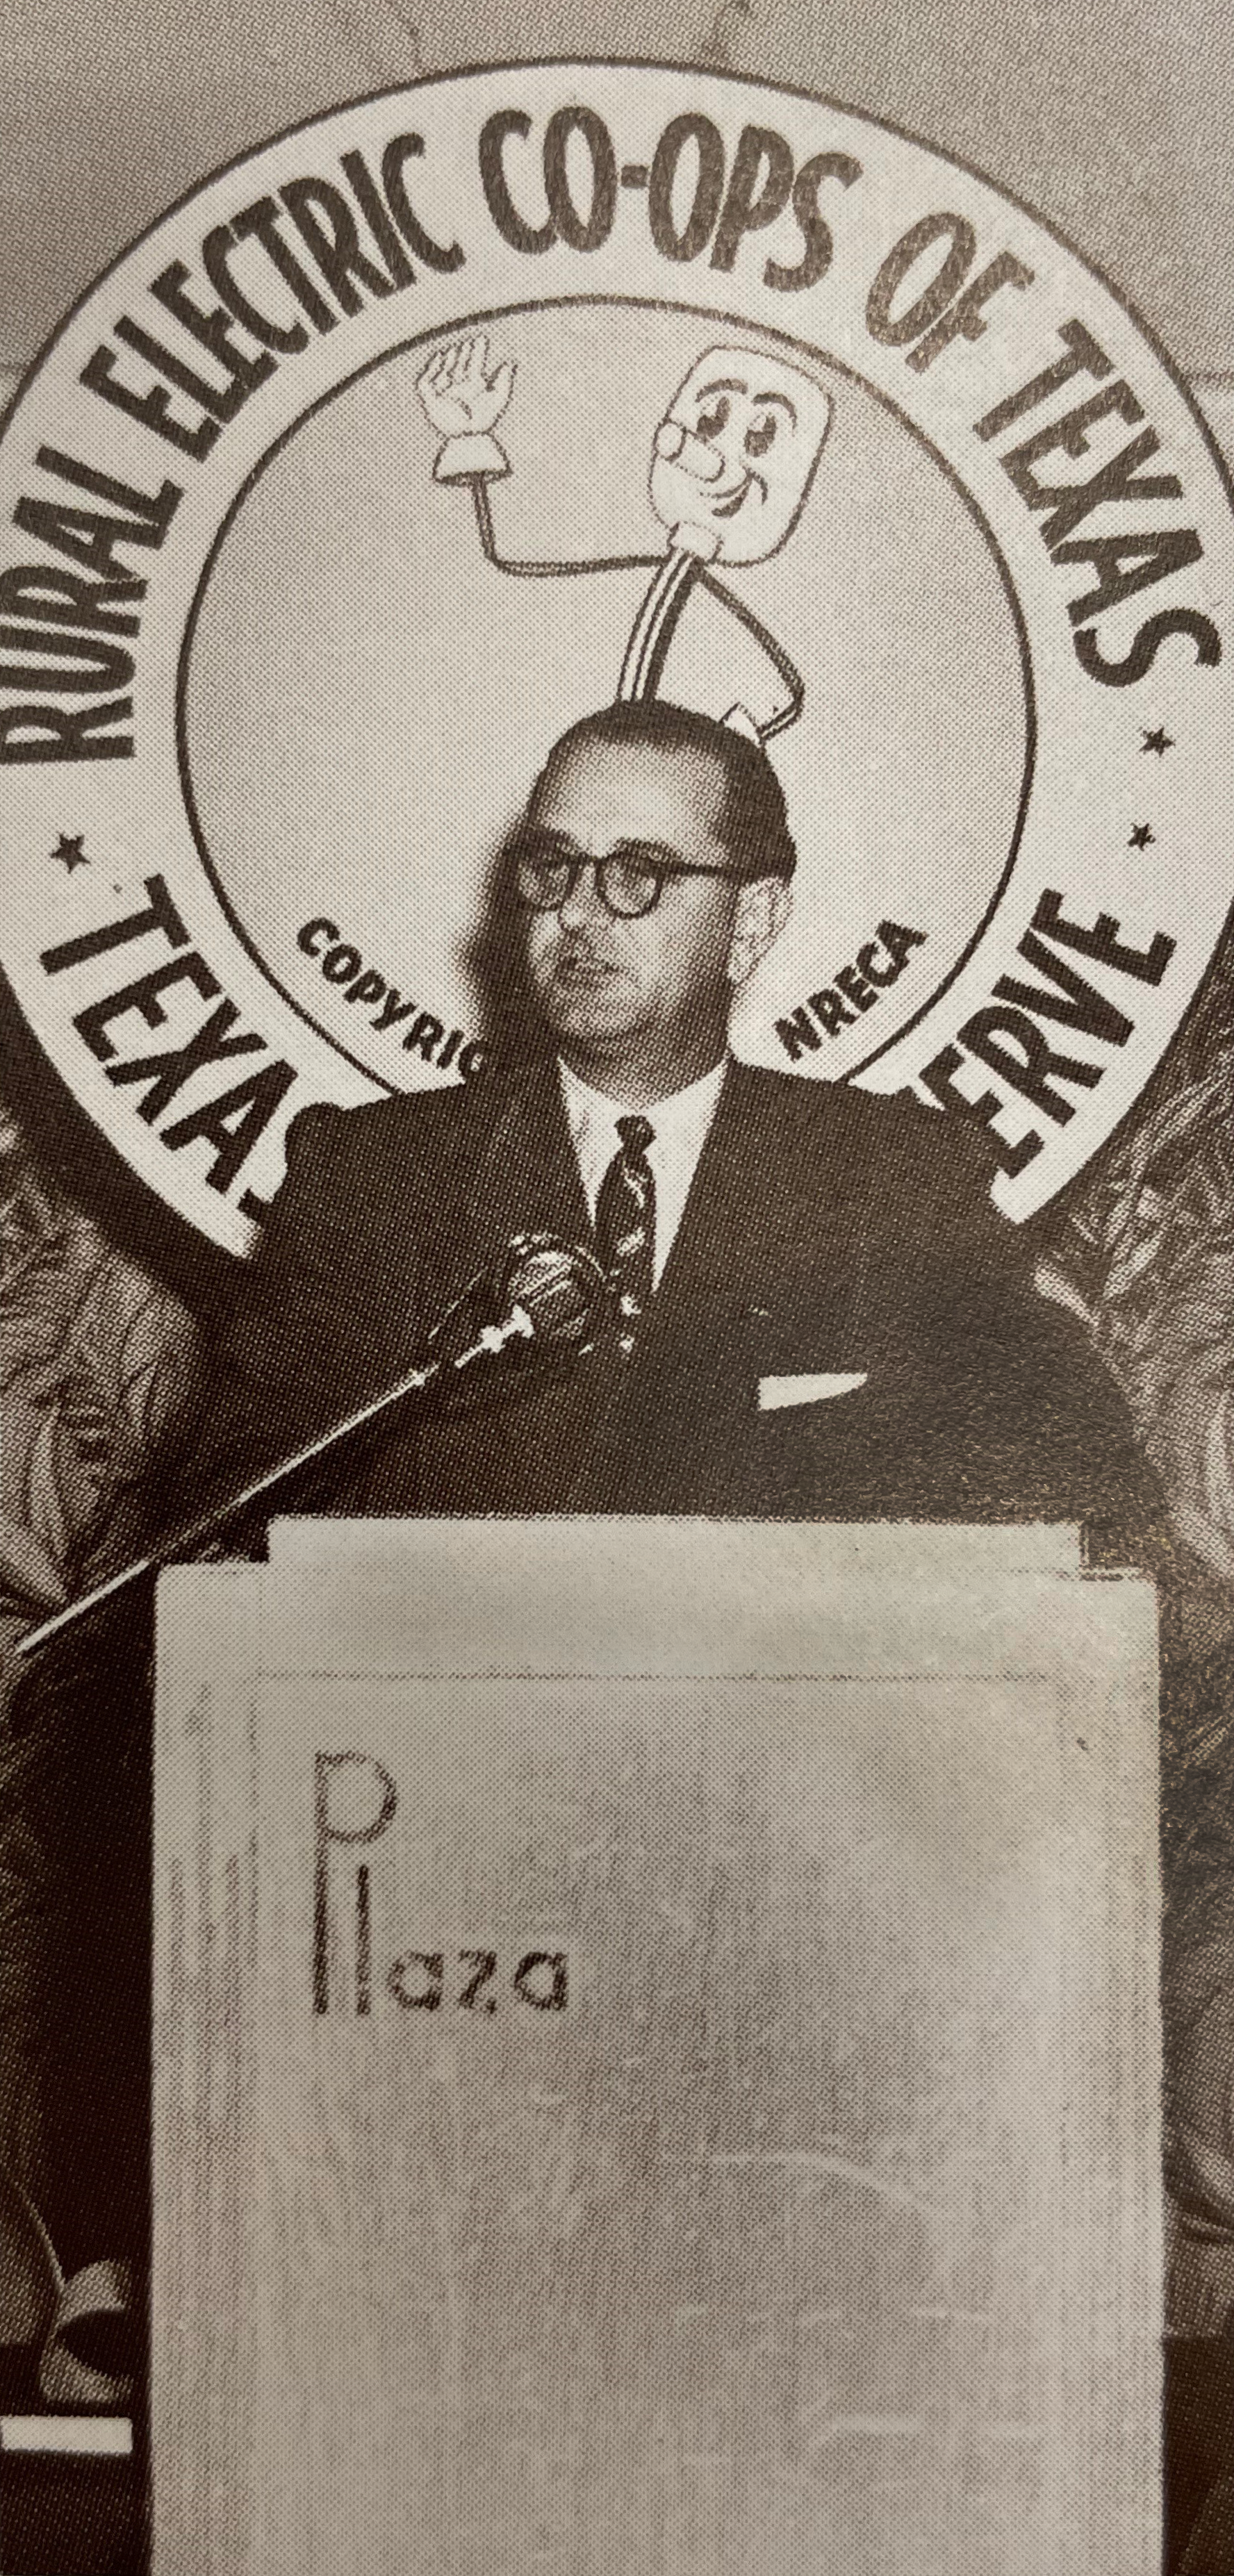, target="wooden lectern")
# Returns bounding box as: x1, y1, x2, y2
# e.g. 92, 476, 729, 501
149, 1519, 1160, 2576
